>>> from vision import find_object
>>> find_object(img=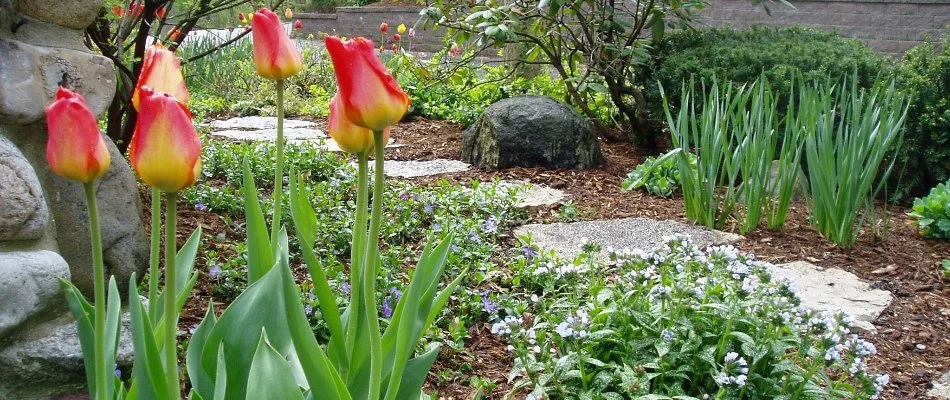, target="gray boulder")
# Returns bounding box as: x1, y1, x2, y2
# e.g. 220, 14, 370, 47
0, 251, 70, 338
462, 95, 603, 169
0, 135, 48, 241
